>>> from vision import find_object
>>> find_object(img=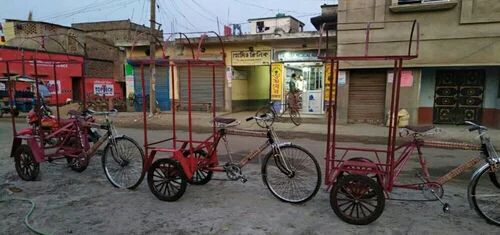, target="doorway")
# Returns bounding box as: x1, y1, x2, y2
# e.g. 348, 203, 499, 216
72, 77, 82, 103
